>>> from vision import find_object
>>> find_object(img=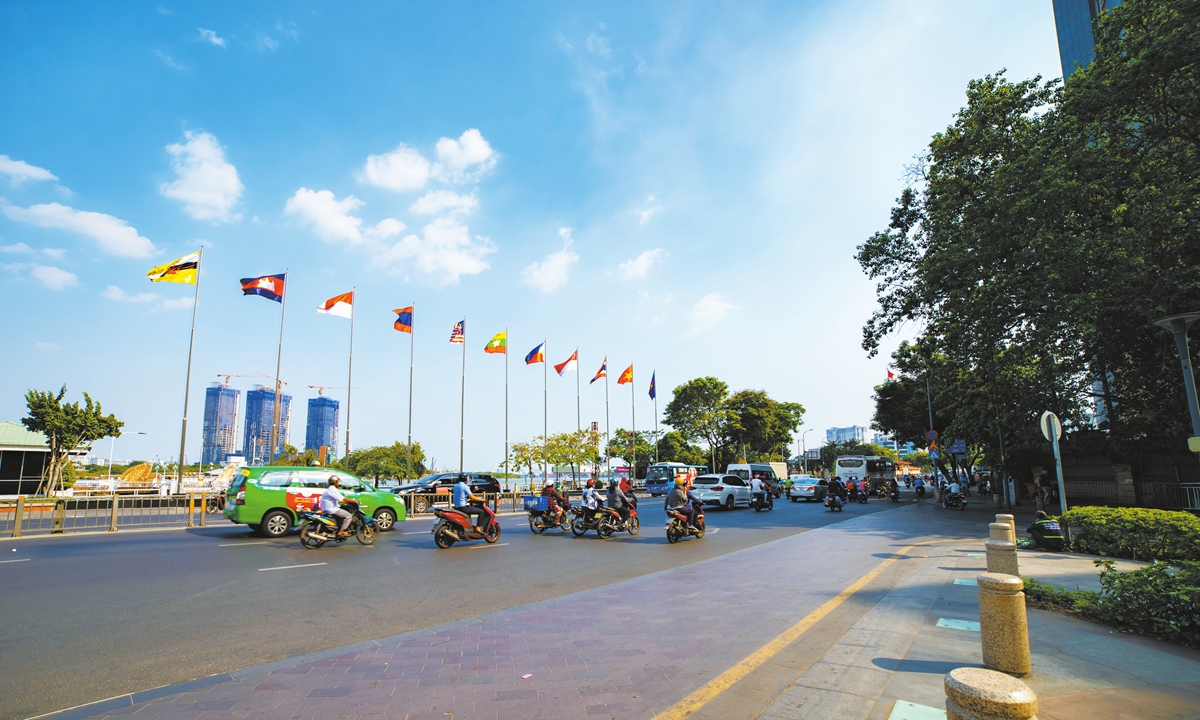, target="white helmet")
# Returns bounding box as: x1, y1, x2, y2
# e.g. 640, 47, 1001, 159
544, 478, 555, 487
